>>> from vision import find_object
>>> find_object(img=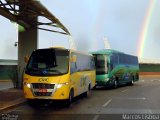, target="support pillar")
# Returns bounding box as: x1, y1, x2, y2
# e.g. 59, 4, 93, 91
17, 28, 38, 88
